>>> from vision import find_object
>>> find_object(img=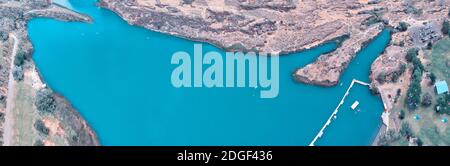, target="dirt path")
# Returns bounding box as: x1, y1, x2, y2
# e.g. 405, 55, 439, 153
2, 33, 19, 146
